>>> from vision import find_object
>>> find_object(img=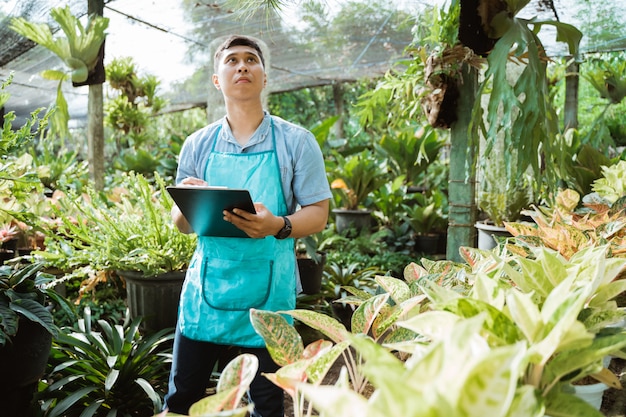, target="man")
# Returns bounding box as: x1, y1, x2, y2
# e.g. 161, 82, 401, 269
162, 35, 331, 417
